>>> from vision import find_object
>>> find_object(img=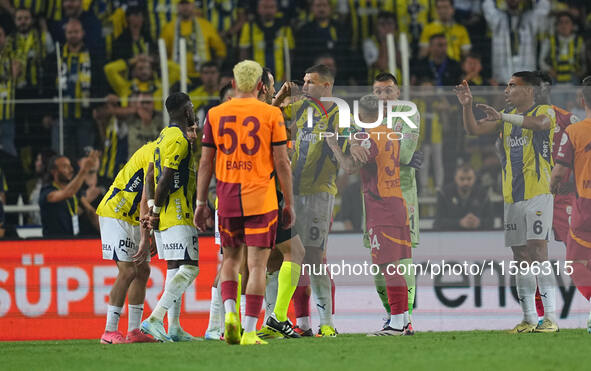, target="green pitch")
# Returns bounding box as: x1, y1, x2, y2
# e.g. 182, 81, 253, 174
2, 331, 589, 371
